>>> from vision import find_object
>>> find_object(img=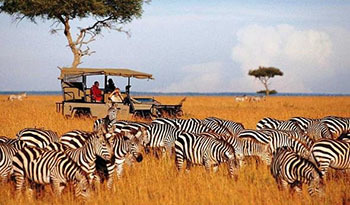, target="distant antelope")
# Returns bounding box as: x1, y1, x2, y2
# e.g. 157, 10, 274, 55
8, 92, 27, 101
